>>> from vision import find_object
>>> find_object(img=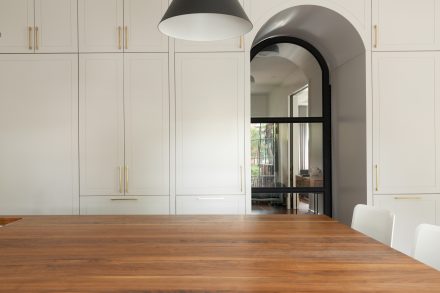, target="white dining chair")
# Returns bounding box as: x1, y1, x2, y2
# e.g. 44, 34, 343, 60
413, 224, 440, 271
351, 204, 395, 246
